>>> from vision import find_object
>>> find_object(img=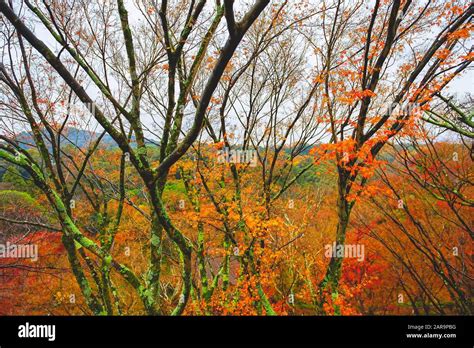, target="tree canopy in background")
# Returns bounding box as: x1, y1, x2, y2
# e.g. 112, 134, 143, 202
0, 0, 472, 316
